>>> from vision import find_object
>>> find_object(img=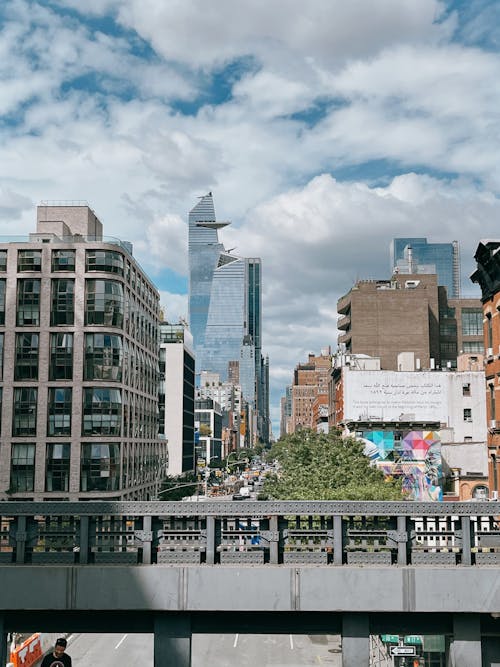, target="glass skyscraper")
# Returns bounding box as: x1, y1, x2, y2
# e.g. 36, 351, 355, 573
390, 237, 460, 297
188, 193, 270, 443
